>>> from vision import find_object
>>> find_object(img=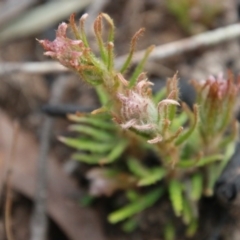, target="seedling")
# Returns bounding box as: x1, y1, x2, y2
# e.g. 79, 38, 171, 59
39, 13, 240, 237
